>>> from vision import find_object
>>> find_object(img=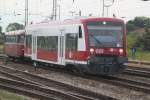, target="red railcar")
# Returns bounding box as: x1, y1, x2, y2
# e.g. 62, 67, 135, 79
25, 17, 128, 75
4, 30, 25, 58
4, 17, 128, 75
